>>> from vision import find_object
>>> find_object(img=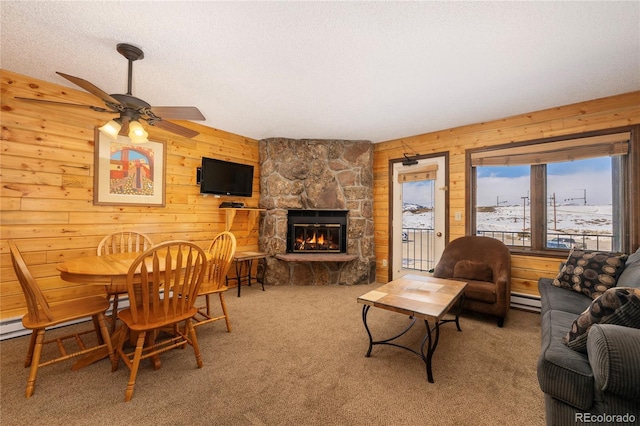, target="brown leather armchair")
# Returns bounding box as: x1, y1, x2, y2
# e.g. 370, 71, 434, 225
432, 236, 511, 327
